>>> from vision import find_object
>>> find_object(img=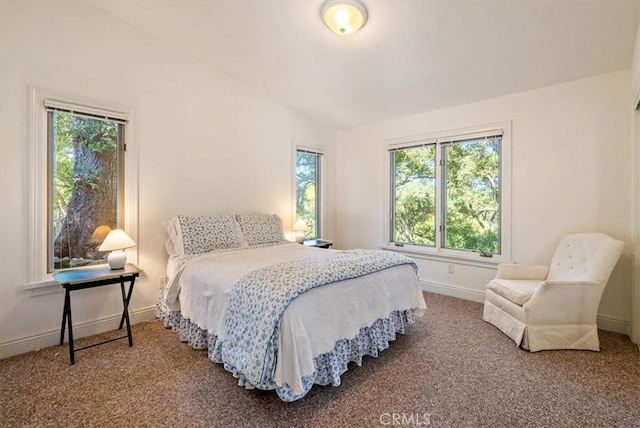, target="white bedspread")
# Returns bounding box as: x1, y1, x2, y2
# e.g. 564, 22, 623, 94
171, 243, 426, 394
